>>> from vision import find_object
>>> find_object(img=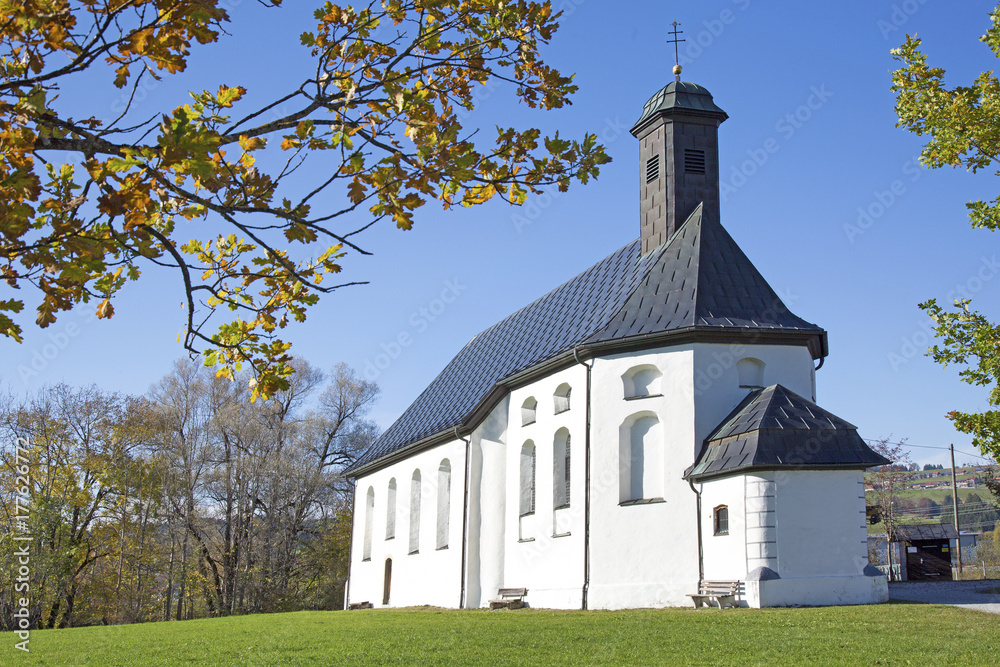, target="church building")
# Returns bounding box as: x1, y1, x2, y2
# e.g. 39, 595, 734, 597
344, 72, 890, 610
